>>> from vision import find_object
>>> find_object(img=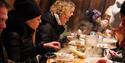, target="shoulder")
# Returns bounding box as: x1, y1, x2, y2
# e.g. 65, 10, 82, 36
9, 32, 20, 37
2, 30, 20, 39
37, 23, 54, 32
42, 12, 55, 23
